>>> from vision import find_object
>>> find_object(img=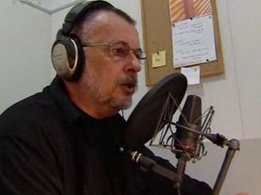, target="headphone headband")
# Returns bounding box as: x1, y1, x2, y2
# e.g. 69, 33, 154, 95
62, 0, 114, 34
